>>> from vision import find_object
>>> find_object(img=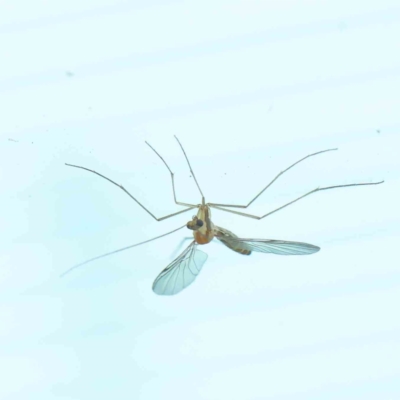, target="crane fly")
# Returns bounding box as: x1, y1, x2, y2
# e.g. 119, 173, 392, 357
63, 137, 383, 295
